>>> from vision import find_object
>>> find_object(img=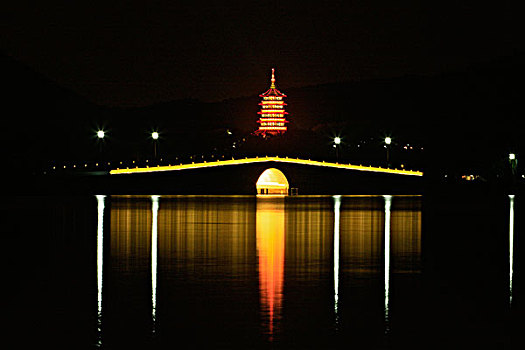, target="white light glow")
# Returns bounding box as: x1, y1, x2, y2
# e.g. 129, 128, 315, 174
97, 130, 105, 139
96, 195, 105, 347
509, 195, 515, 305
333, 195, 341, 327
334, 137, 341, 145
257, 181, 288, 187
509, 153, 516, 160
152, 132, 159, 140
385, 137, 392, 145
151, 195, 159, 332
384, 195, 392, 334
